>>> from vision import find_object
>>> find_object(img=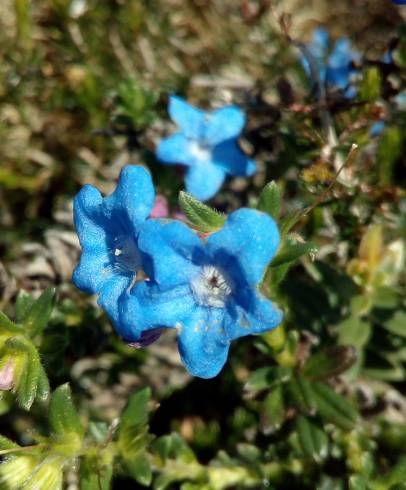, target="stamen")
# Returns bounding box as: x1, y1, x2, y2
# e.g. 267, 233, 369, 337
106, 235, 142, 276
191, 265, 232, 308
